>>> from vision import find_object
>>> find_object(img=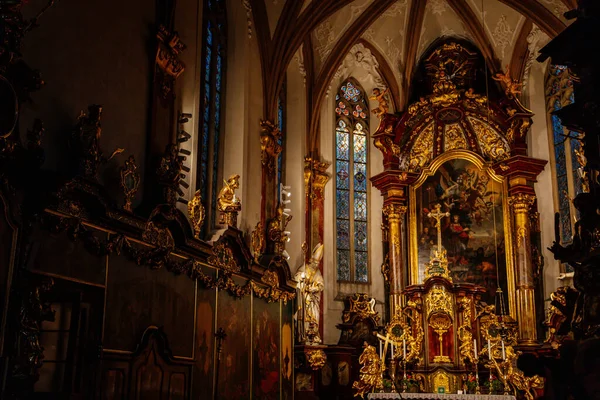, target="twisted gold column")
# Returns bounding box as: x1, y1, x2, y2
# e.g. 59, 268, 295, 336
508, 193, 537, 345
383, 203, 407, 316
